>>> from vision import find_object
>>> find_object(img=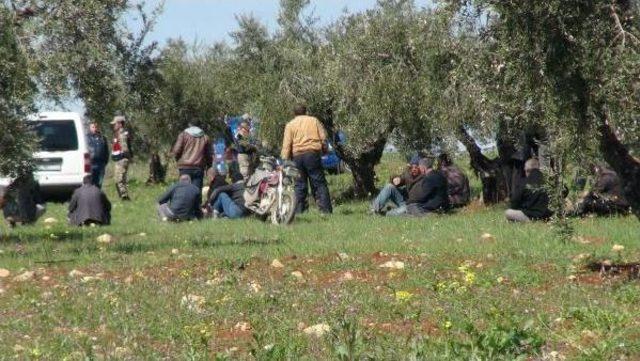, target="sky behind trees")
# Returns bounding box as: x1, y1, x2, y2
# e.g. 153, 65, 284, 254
136, 0, 431, 45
